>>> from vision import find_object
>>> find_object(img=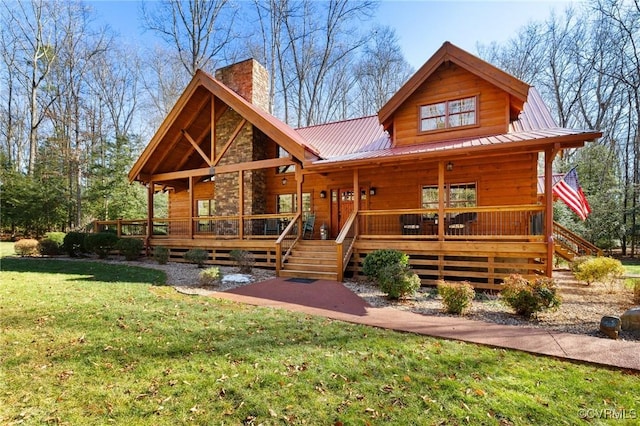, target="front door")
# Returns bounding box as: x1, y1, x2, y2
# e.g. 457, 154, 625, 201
330, 188, 367, 238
